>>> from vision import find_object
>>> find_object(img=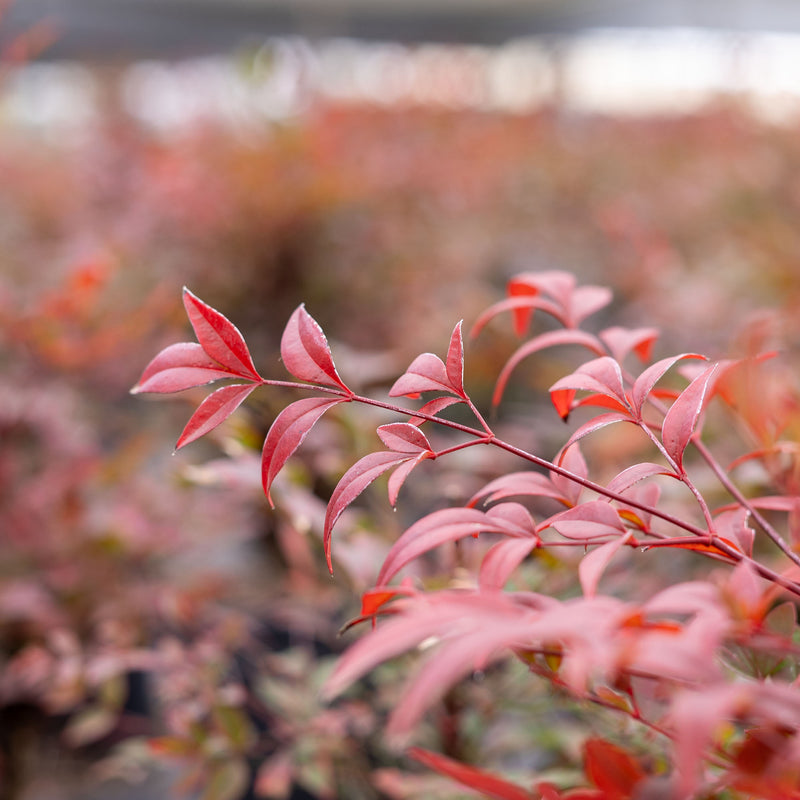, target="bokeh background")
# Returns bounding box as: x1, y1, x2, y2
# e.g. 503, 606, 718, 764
2, 2, 800, 798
